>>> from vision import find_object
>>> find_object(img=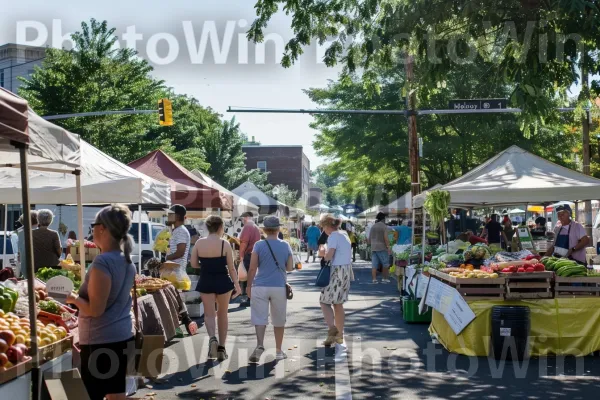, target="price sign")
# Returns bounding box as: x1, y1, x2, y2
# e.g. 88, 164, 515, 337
46, 276, 74, 304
